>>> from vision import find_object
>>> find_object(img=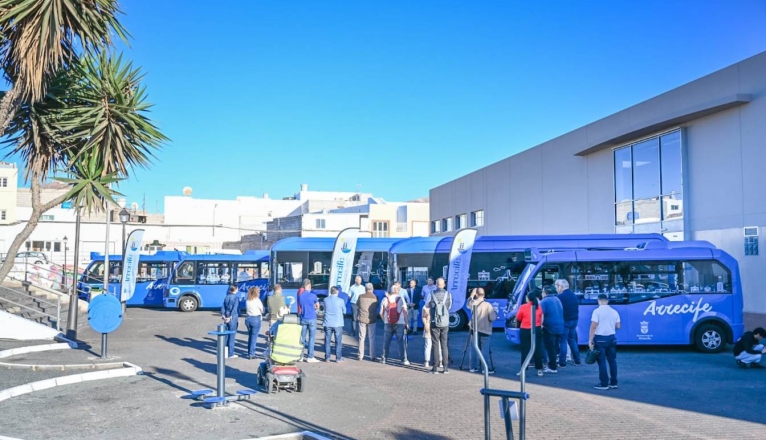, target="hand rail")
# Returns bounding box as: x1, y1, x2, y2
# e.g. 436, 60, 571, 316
0, 280, 61, 330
